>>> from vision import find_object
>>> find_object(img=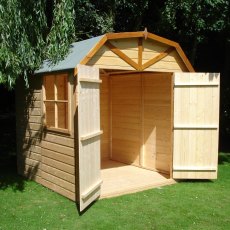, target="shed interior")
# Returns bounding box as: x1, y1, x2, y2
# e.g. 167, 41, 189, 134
99, 70, 174, 197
